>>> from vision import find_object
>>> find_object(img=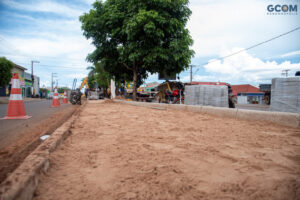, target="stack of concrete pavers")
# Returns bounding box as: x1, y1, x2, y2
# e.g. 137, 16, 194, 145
185, 85, 228, 108
88, 91, 99, 100
270, 77, 300, 113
